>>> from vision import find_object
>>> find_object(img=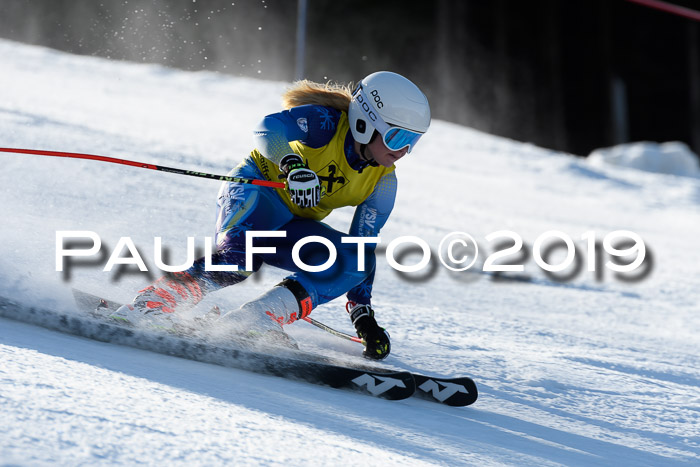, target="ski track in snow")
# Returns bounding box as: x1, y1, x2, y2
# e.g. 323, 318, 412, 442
1, 40, 699, 465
